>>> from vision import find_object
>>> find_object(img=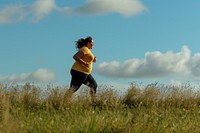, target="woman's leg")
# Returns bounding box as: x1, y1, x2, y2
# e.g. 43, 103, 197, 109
84, 74, 97, 100
70, 69, 88, 92
64, 69, 88, 104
